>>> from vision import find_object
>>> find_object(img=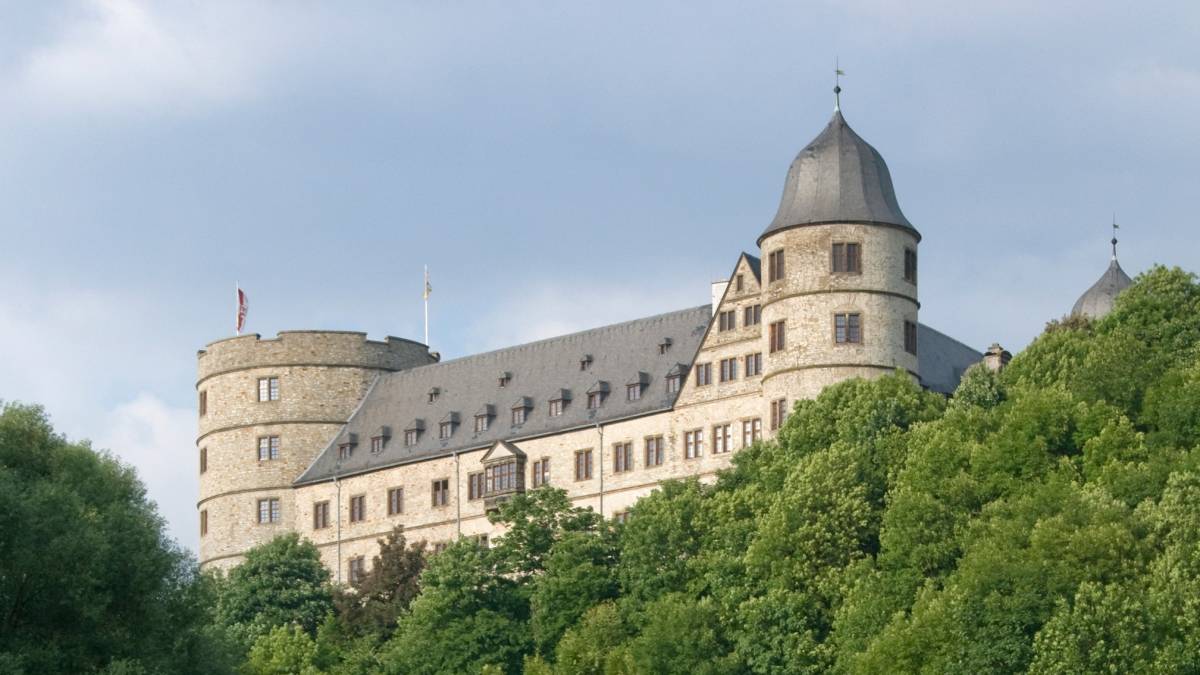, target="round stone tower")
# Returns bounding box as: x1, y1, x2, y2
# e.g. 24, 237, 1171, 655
196, 331, 435, 571
758, 104, 920, 405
